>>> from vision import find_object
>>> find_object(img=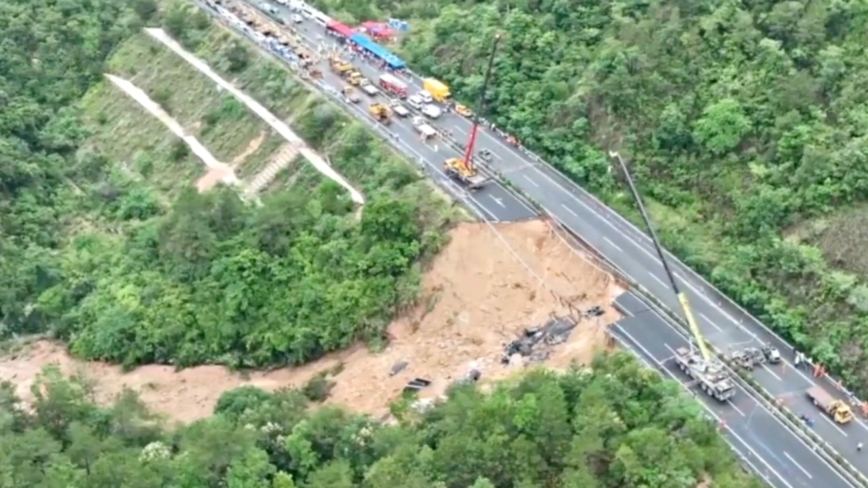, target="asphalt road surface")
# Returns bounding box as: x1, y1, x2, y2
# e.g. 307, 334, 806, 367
612, 292, 855, 488
205, 1, 538, 223
219, 1, 868, 480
